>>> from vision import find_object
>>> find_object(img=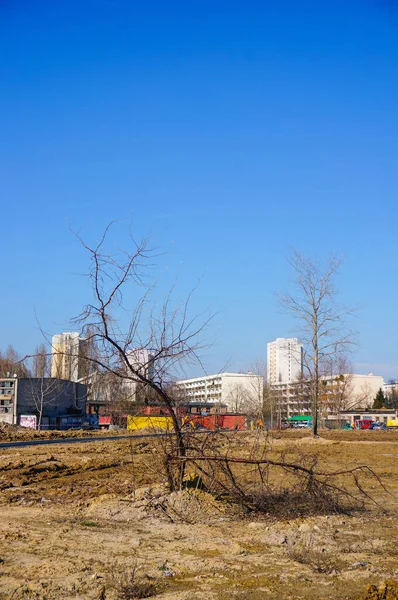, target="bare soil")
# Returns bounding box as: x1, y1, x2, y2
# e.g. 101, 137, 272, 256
0, 430, 397, 599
